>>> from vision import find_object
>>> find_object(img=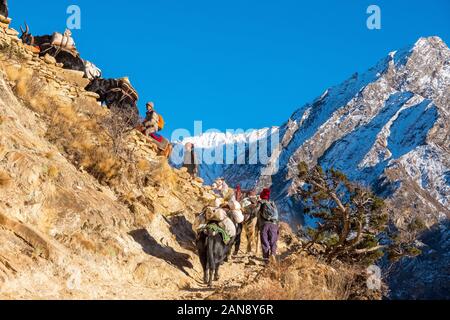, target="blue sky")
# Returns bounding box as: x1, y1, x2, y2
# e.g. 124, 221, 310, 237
9, 0, 450, 136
